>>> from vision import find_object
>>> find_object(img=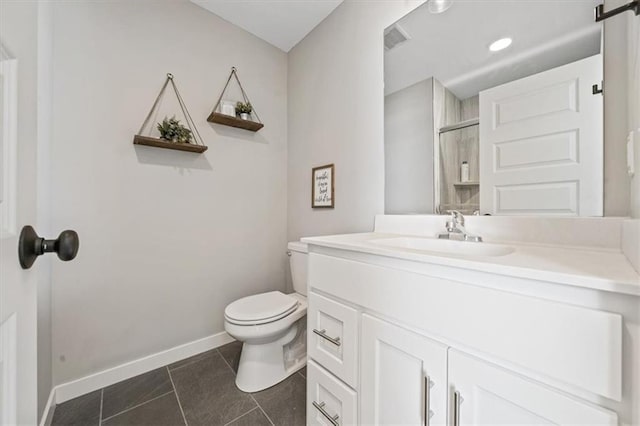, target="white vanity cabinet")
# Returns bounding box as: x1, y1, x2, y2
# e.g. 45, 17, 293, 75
360, 314, 448, 426
305, 246, 633, 426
